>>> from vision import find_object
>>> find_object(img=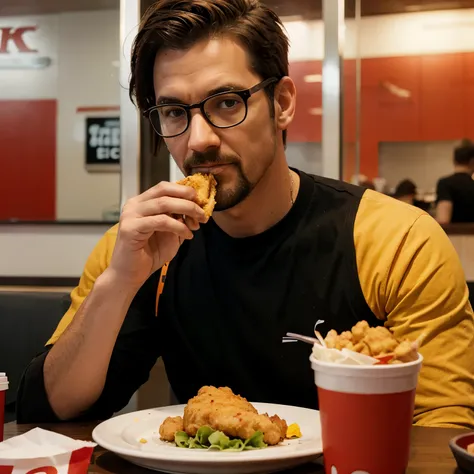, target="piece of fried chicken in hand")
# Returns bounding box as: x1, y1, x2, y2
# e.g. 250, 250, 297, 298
159, 415, 184, 442
176, 173, 217, 218
183, 386, 287, 445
